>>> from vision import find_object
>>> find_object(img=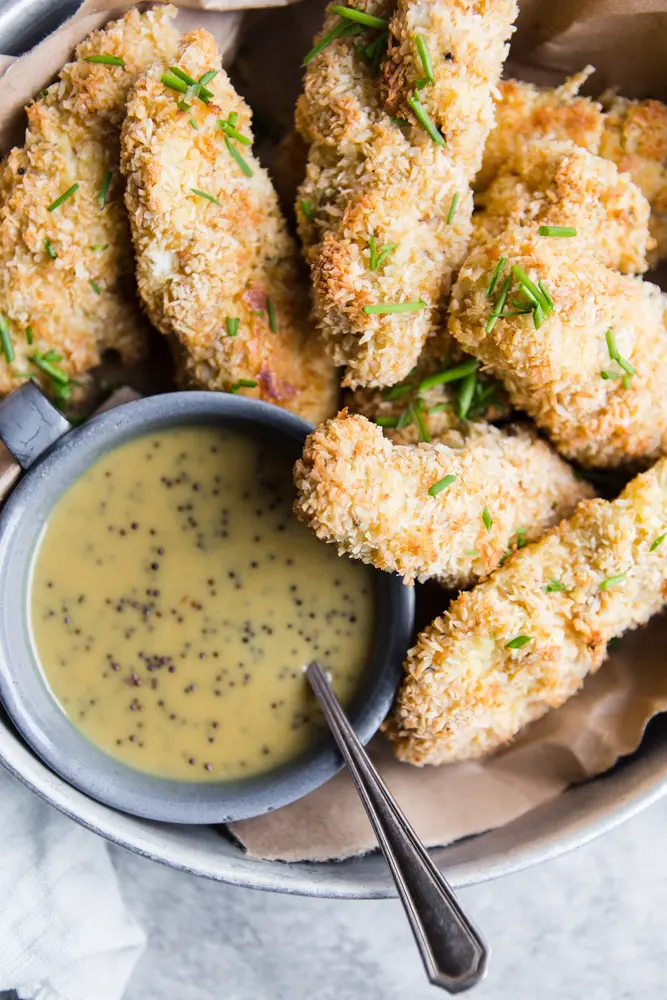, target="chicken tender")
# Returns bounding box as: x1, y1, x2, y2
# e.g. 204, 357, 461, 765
296, 0, 517, 388
293, 410, 591, 588
450, 230, 667, 468
386, 456, 667, 765
121, 30, 337, 424
0, 7, 180, 398
474, 140, 651, 275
